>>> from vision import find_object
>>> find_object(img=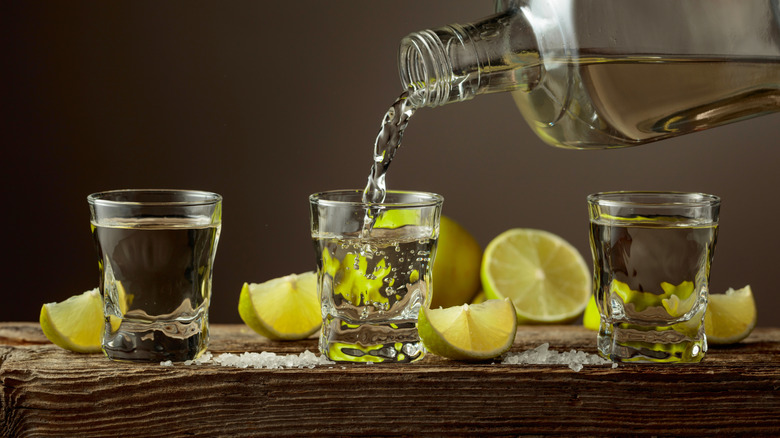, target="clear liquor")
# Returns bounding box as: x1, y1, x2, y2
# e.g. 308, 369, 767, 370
314, 226, 435, 363
513, 56, 780, 148
590, 219, 718, 362
92, 217, 220, 362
